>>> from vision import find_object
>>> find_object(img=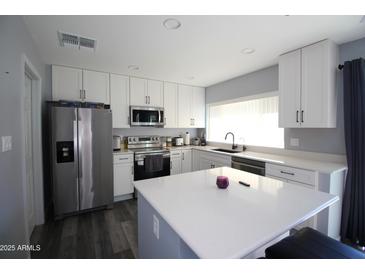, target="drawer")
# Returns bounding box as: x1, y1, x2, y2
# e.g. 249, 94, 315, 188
266, 163, 316, 186
170, 151, 182, 158
113, 153, 133, 164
